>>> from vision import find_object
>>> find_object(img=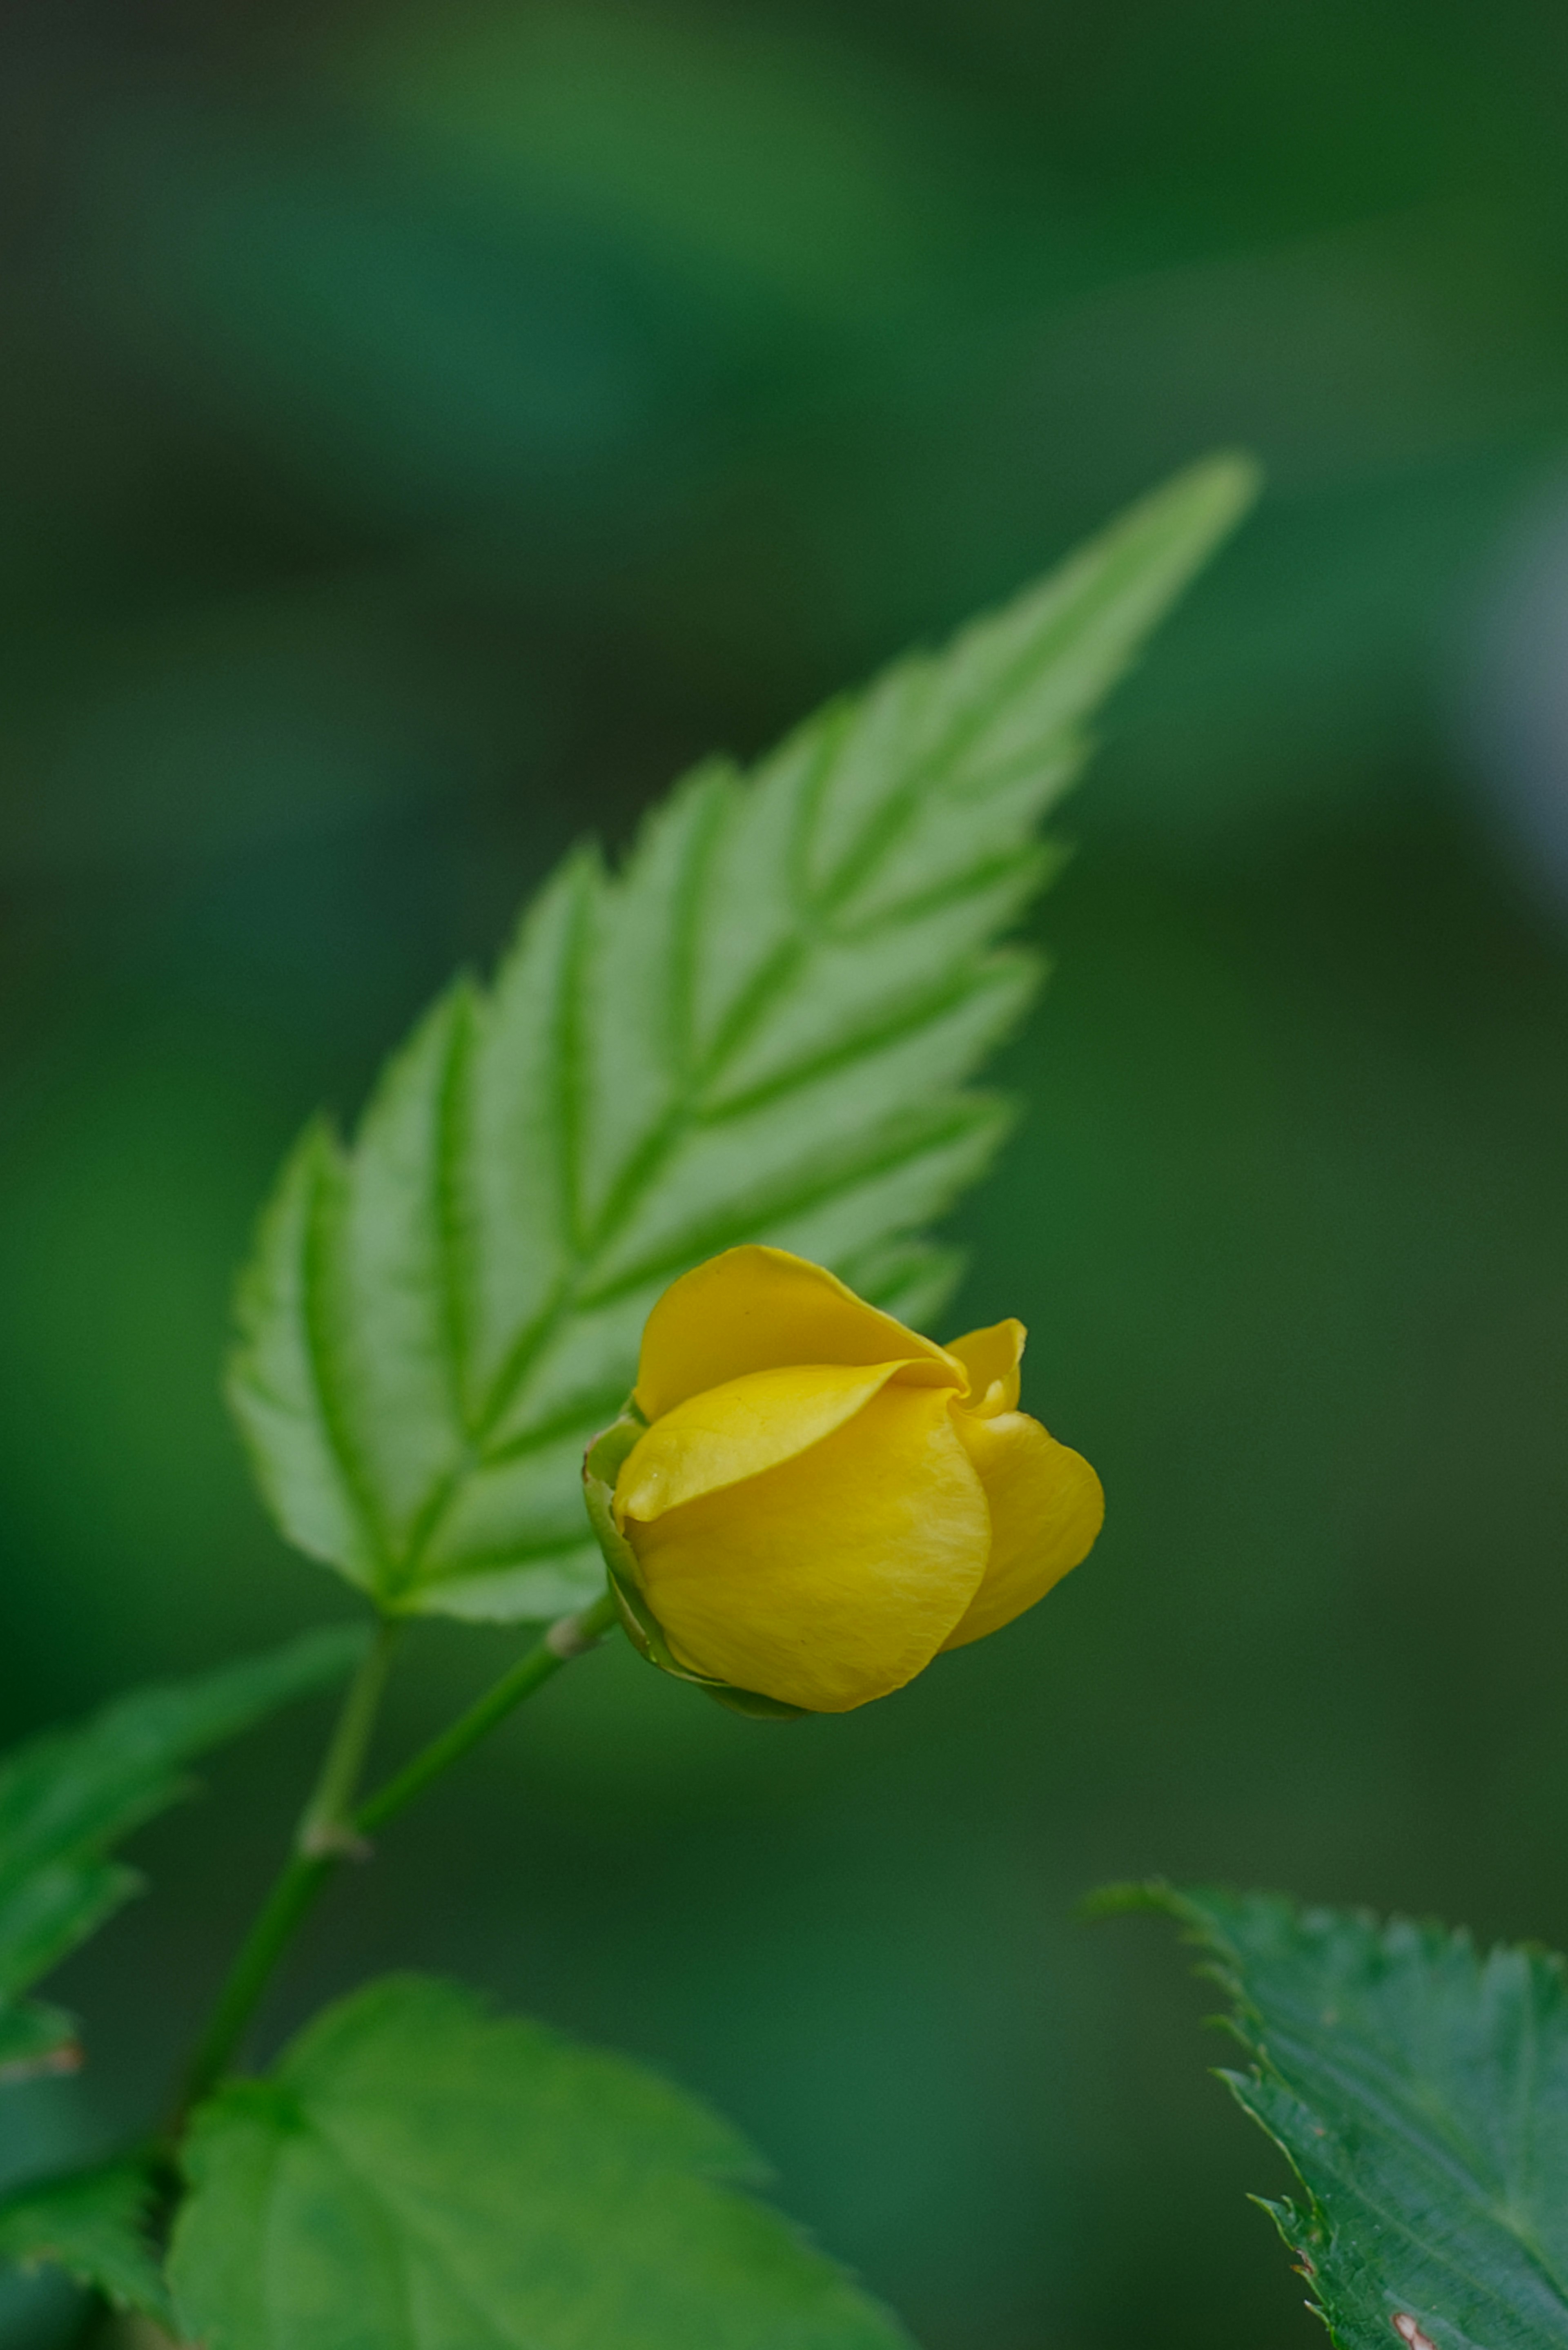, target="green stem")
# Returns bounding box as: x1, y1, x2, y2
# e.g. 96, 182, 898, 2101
175, 1848, 333, 2123
356, 1589, 618, 1837
297, 1619, 402, 1857
171, 1590, 617, 2126
172, 1622, 398, 2123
